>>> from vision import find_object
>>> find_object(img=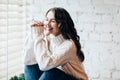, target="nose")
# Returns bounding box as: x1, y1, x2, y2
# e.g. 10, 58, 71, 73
44, 20, 50, 27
